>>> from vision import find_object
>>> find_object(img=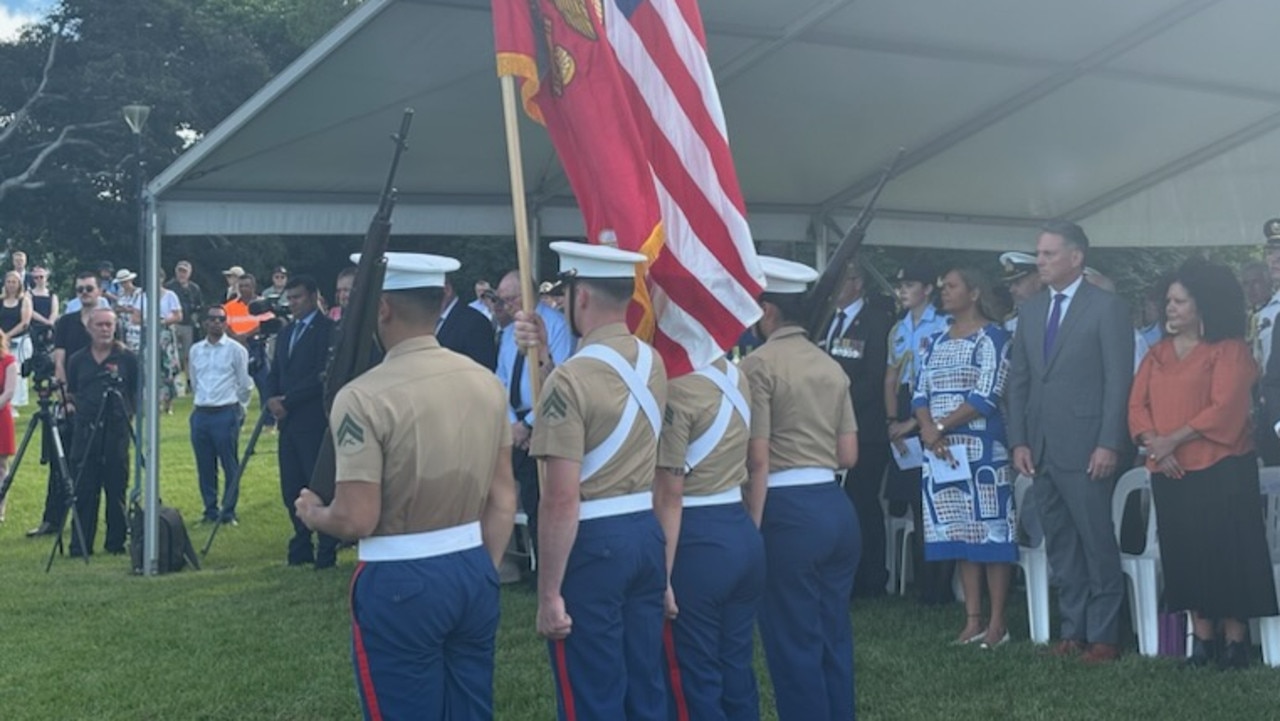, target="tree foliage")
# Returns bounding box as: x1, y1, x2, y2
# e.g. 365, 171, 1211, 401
0, 0, 357, 296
